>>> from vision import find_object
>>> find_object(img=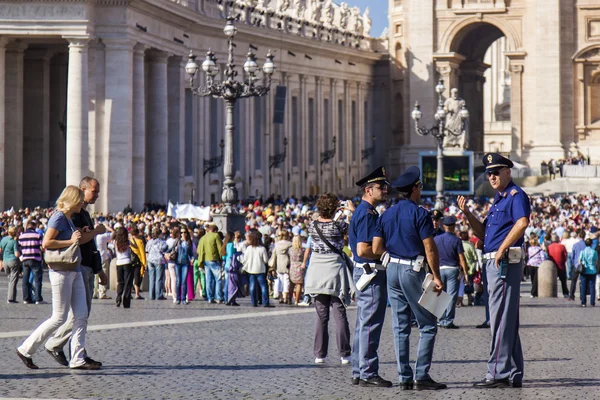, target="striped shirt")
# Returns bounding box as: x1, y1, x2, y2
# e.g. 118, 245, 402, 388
18, 229, 43, 261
